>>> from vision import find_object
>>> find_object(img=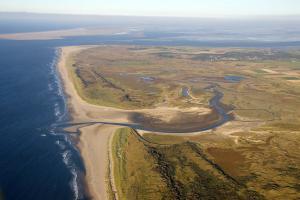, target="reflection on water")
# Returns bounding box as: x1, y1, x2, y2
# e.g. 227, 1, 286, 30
224, 75, 244, 83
